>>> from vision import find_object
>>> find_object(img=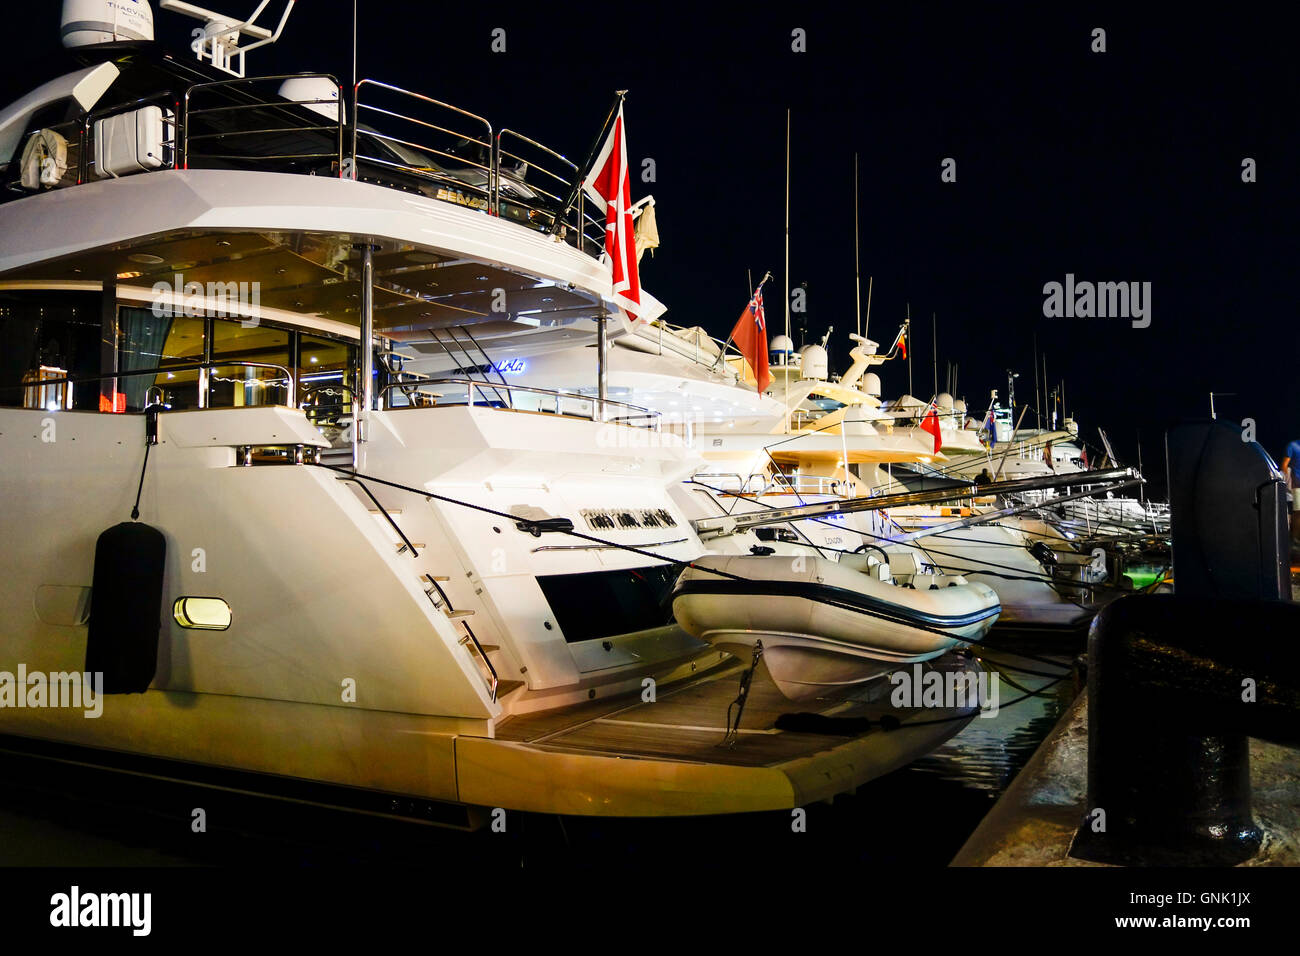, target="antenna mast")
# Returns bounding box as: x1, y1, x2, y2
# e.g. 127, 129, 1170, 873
160, 0, 297, 77
854, 153, 861, 338
784, 109, 791, 344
